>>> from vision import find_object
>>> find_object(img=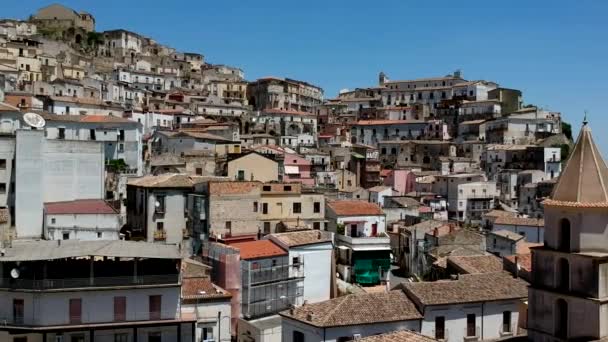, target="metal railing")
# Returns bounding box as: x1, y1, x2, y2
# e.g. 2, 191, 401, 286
464, 326, 481, 341
0, 309, 182, 327
0, 274, 179, 290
